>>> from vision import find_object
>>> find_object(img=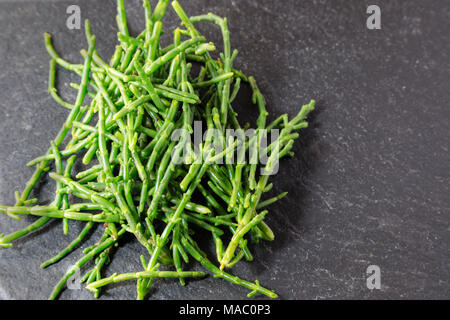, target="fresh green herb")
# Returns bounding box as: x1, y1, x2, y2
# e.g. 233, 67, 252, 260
0, 0, 314, 300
